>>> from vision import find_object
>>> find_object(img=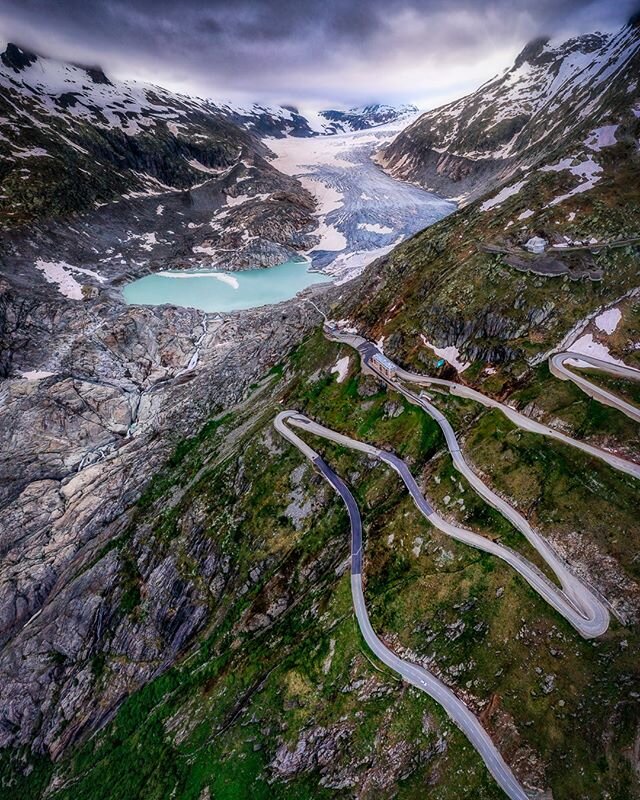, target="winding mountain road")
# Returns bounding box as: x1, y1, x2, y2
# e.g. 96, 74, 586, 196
274, 410, 529, 800
327, 327, 640, 480
550, 351, 640, 423
273, 325, 639, 798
